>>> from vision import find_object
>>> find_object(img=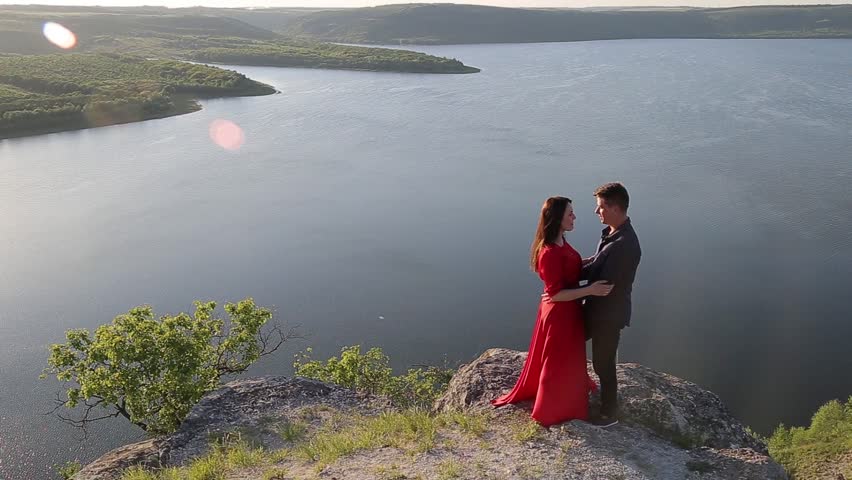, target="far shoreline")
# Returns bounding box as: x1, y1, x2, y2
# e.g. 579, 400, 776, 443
0, 91, 278, 142
348, 35, 852, 49
1, 97, 202, 142
0, 61, 478, 142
